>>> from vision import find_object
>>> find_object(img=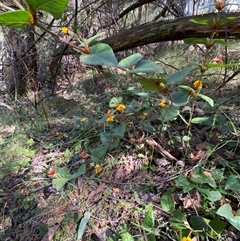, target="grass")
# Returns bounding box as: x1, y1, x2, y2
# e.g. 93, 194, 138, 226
0, 42, 240, 241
